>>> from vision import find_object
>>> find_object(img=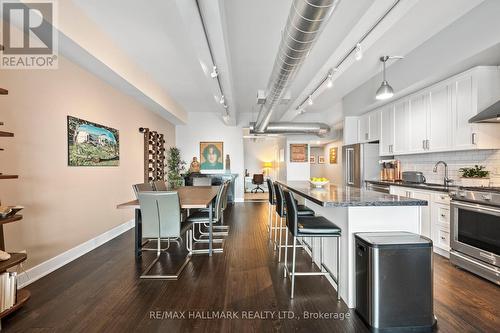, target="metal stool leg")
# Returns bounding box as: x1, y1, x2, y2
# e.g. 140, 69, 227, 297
291, 236, 297, 299
278, 216, 283, 262
337, 236, 341, 301
274, 214, 278, 250
320, 237, 324, 272
283, 229, 289, 278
